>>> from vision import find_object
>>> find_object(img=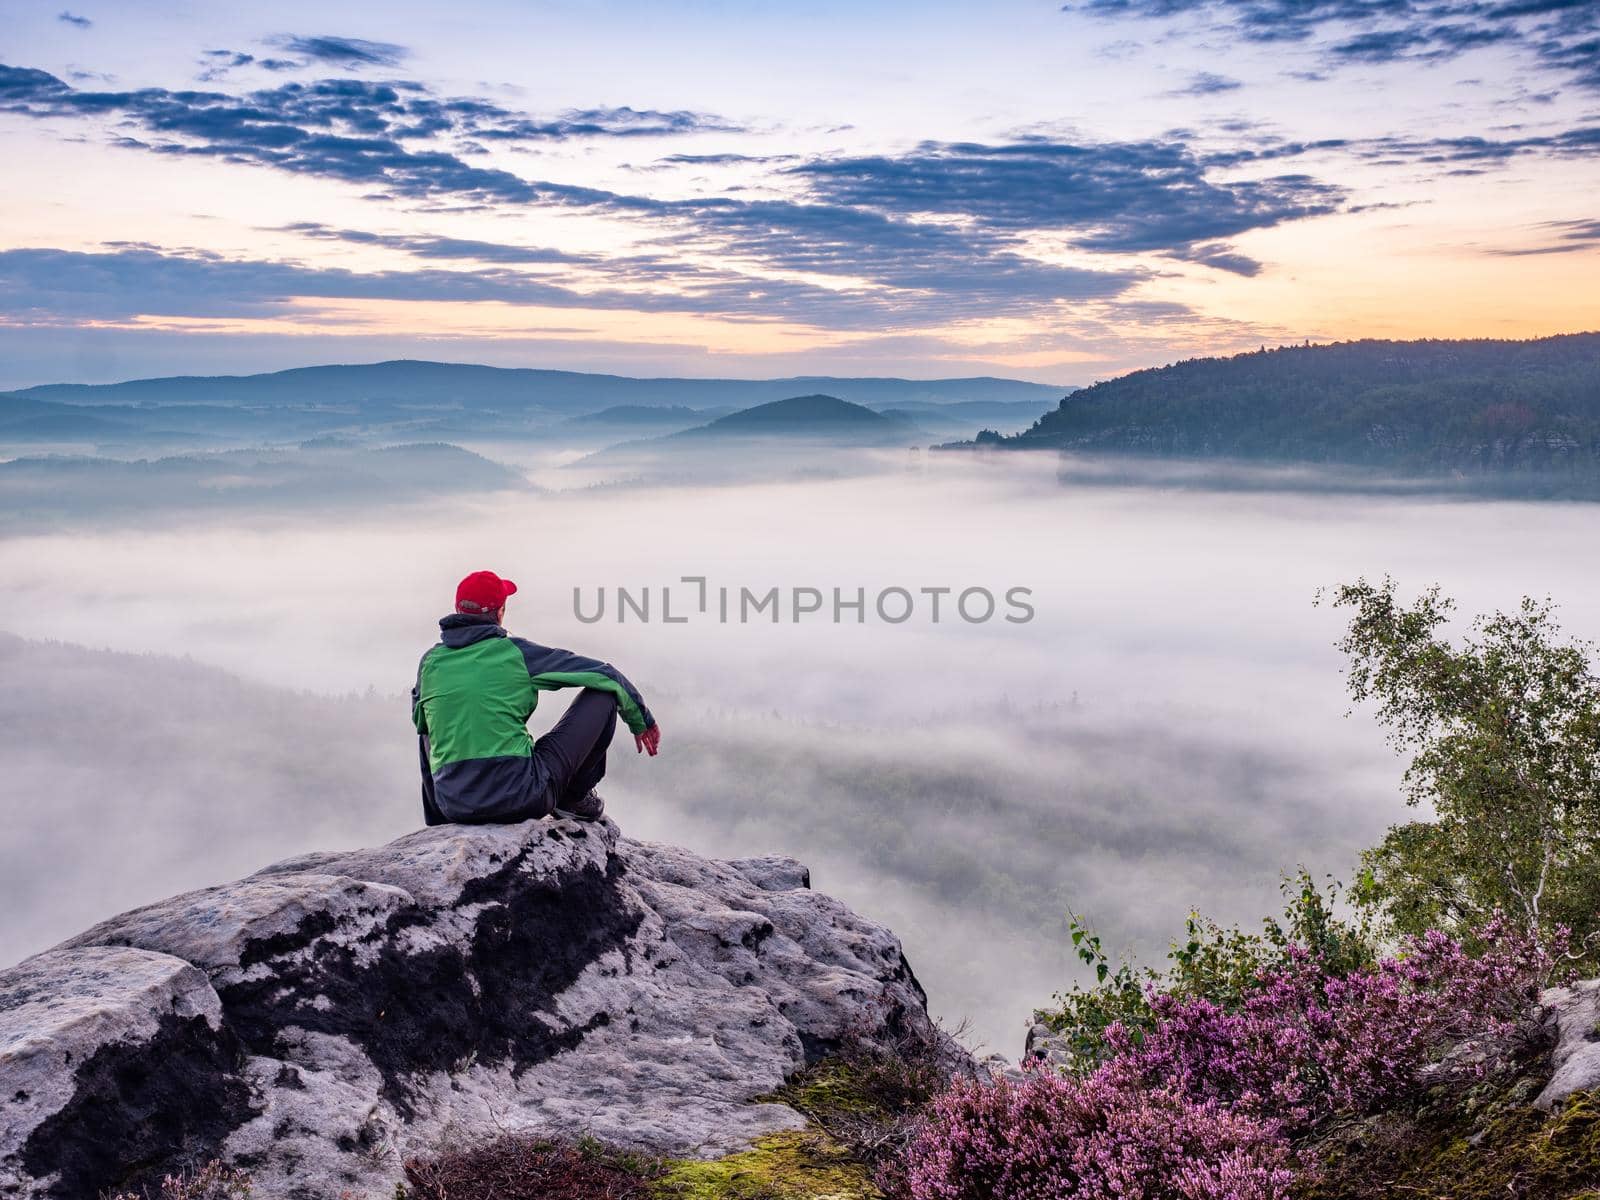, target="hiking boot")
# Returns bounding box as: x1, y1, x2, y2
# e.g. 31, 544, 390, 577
554, 790, 605, 822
